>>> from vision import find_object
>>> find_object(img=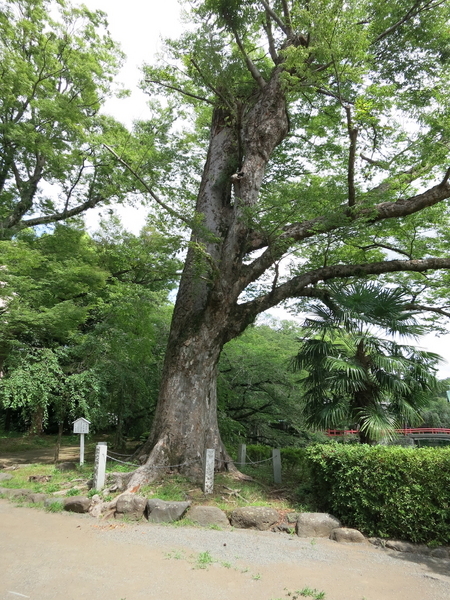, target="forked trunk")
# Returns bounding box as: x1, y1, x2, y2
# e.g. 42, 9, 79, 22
127, 70, 289, 490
